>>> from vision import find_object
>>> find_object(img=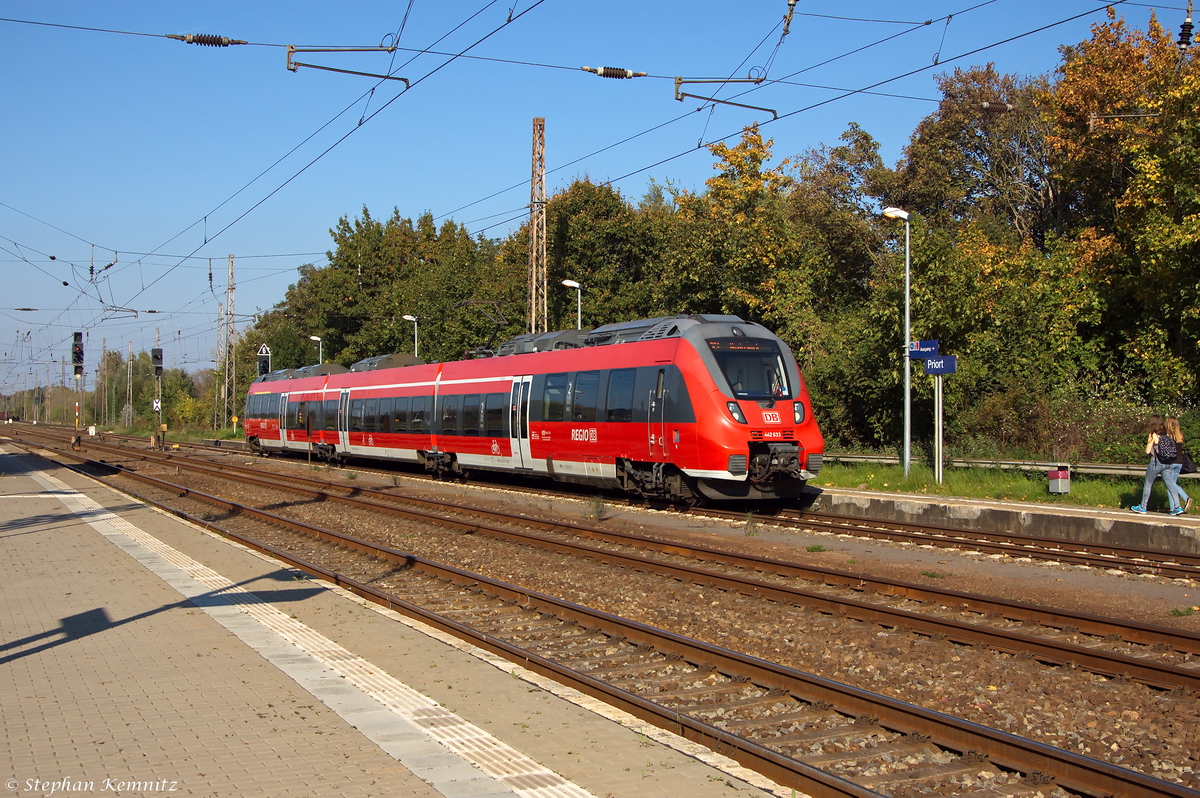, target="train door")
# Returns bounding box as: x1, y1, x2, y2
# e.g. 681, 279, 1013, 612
279, 391, 291, 448
337, 390, 350, 450
647, 368, 668, 458
509, 375, 532, 469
